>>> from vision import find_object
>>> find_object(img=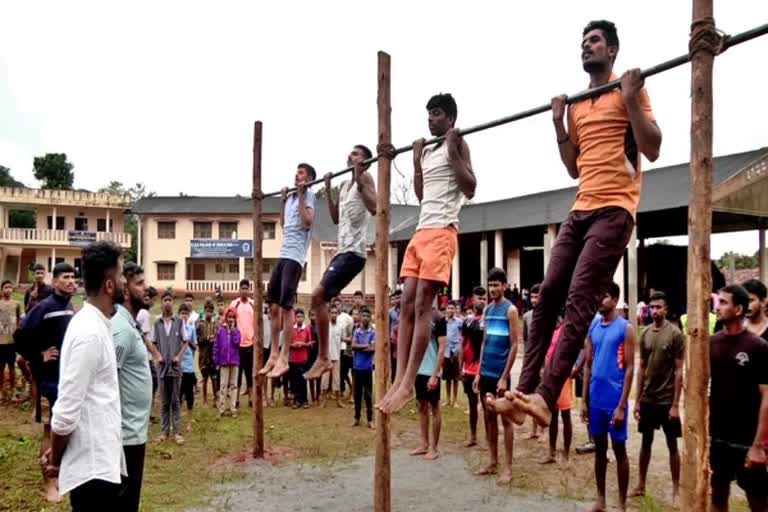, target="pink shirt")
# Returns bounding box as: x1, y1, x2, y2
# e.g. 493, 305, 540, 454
230, 298, 255, 348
